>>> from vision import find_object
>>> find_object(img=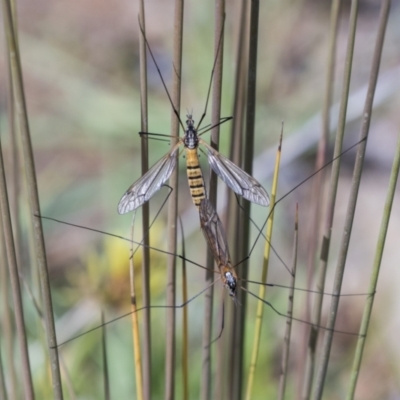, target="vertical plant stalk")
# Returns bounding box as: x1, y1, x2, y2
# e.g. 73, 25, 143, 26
245, 133, 282, 400
225, 0, 248, 241
0, 138, 34, 399
233, 1, 260, 398
313, 0, 390, 397
20, 273, 76, 400
278, 203, 298, 400
138, 3, 151, 399
0, 216, 17, 400
225, 2, 249, 398
1, 0, 63, 397
225, 0, 248, 253
298, 0, 359, 397
300, 0, 342, 398
101, 312, 110, 400
130, 218, 144, 400
5, 0, 22, 270
3, 3, 21, 399
200, 2, 225, 400
0, 215, 13, 400
58, 360, 74, 400
346, 59, 396, 400
6, 25, 22, 273
215, 287, 226, 400
180, 219, 189, 400
0, 345, 6, 400
165, 1, 184, 399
